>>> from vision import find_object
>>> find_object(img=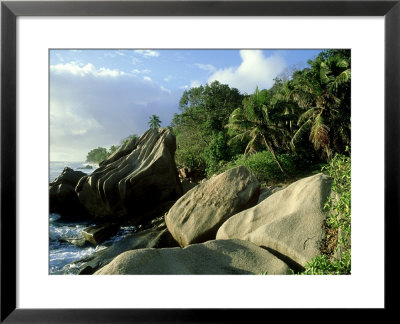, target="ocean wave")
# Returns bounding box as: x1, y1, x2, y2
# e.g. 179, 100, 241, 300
49, 223, 87, 242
